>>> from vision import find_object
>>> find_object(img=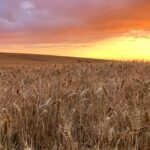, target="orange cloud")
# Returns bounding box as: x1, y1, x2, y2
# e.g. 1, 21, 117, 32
0, 0, 150, 44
